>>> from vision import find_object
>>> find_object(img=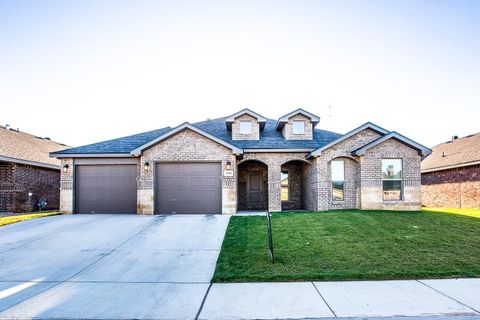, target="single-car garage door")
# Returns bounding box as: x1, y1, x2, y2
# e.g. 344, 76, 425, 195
75, 165, 137, 214
156, 162, 222, 214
